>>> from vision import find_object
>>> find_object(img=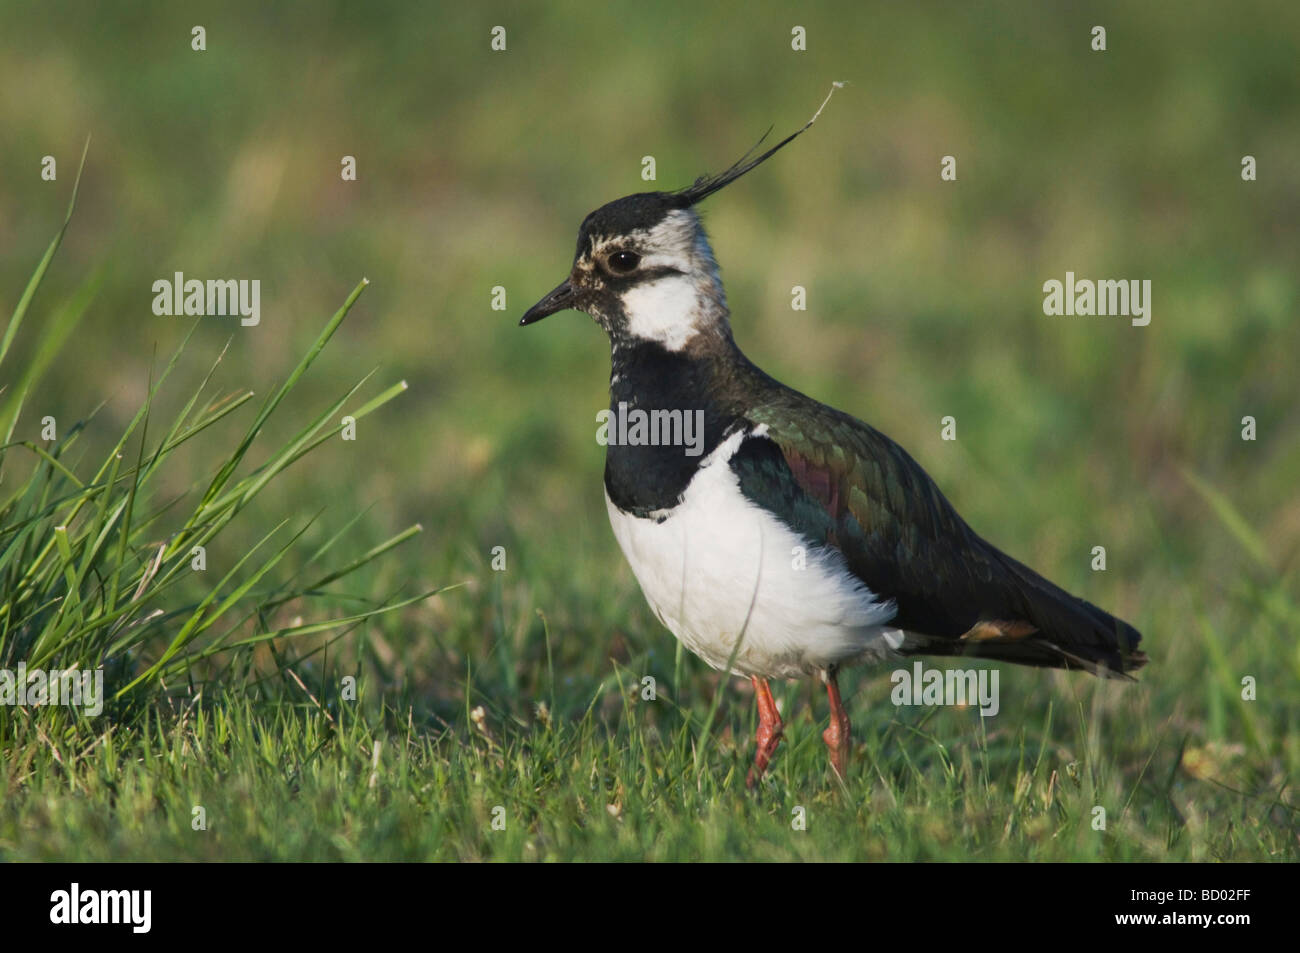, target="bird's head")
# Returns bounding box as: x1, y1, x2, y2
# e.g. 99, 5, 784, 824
520, 194, 726, 351
521, 84, 842, 353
